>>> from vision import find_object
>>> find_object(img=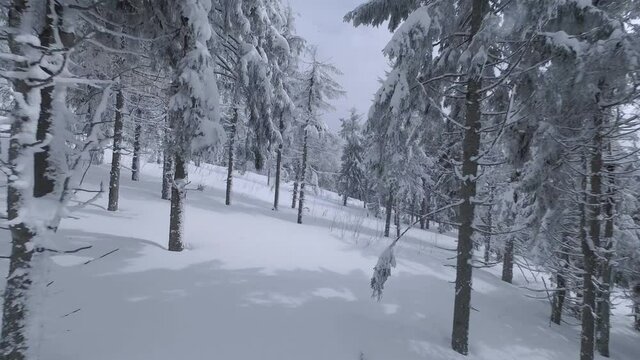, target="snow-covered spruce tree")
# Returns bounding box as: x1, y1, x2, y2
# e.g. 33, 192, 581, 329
498, 2, 640, 358
214, 0, 270, 206
348, 1, 490, 354
347, 0, 574, 354
295, 49, 343, 224
338, 108, 365, 206
271, 4, 303, 211
212, 0, 299, 208
159, 0, 224, 252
